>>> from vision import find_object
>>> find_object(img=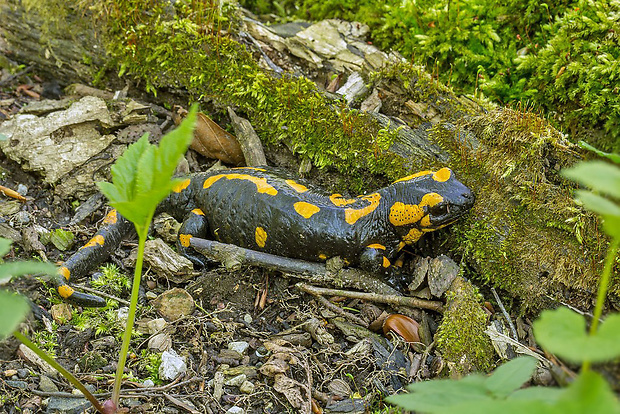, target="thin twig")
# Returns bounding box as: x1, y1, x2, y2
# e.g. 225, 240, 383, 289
491, 287, 518, 340
297, 283, 443, 313
310, 291, 369, 327
76, 284, 130, 306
